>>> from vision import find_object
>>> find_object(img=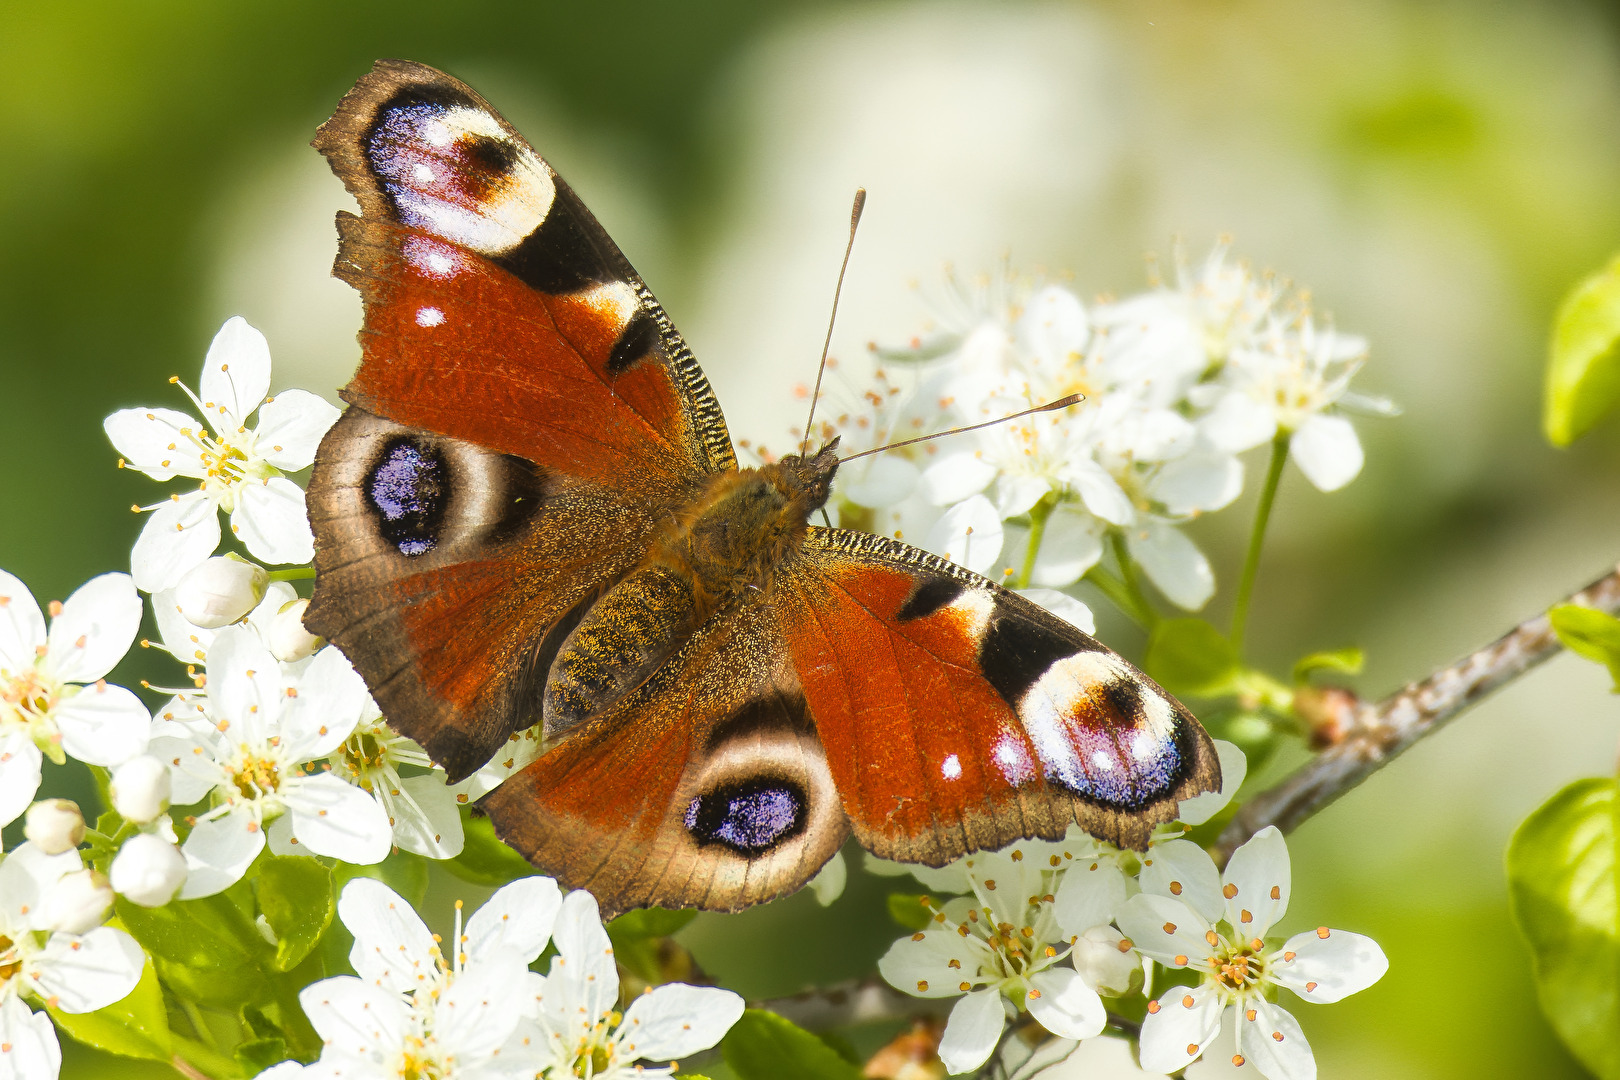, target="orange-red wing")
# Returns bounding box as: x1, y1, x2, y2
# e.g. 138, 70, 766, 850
478, 600, 848, 919
776, 529, 1220, 858
305, 60, 735, 780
